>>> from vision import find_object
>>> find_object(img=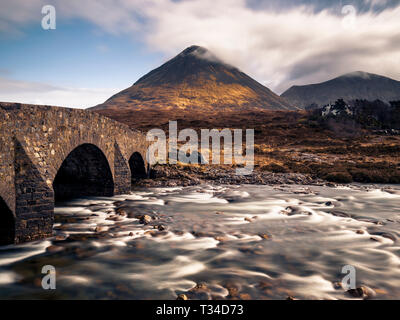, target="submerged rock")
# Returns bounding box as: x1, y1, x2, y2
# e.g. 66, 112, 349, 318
369, 232, 396, 242
115, 208, 127, 217
347, 286, 376, 299
183, 283, 212, 300
140, 215, 152, 225
106, 215, 124, 222
157, 224, 166, 231
95, 226, 108, 233
239, 293, 251, 300
282, 206, 311, 216
214, 236, 229, 242
223, 282, 240, 299
258, 233, 271, 240
46, 245, 64, 253
328, 210, 352, 218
